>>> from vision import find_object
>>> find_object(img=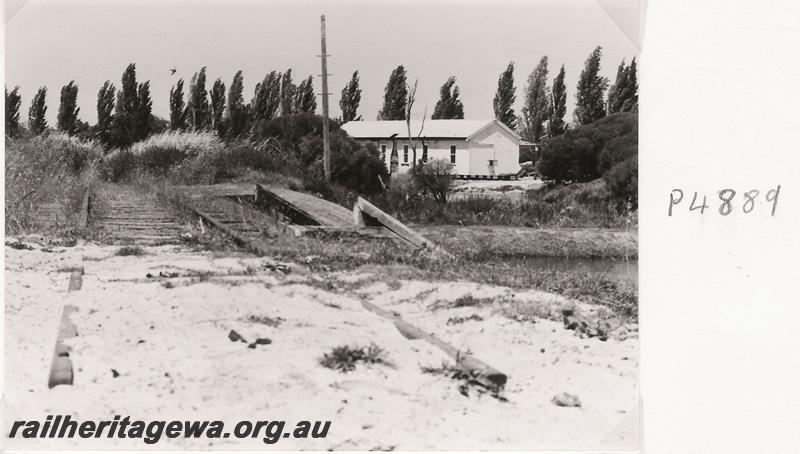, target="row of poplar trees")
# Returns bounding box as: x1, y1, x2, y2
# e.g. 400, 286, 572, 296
375, 46, 637, 145
5, 64, 339, 147
494, 46, 638, 144
6, 47, 636, 147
